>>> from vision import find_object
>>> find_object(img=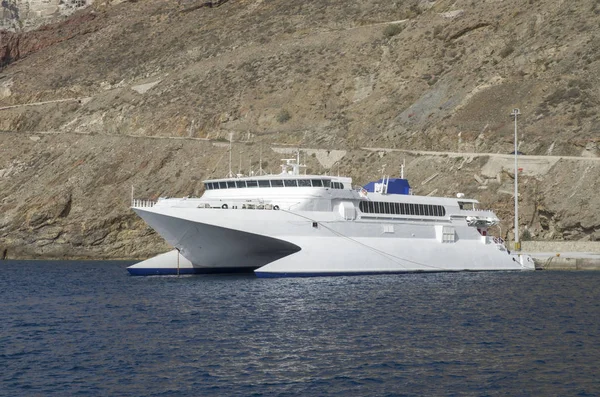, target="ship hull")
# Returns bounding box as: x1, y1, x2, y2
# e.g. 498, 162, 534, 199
128, 207, 534, 276
127, 208, 301, 275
